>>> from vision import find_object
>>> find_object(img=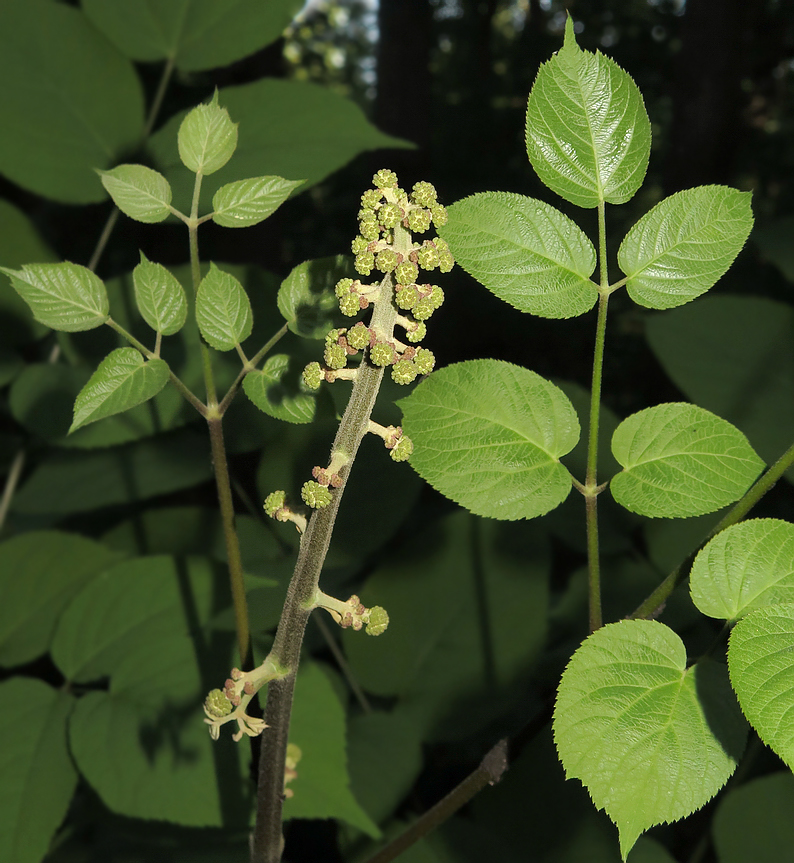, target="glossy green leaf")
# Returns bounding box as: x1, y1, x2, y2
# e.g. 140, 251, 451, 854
645, 296, 794, 484
82, 0, 302, 71
618, 186, 753, 309
178, 93, 238, 176
554, 619, 747, 860
277, 255, 347, 339
0, 0, 143, 203
690, 519, 794, 621
344, 512, 549, 738
0, 679, 77, 863
439, 192, 597, 318
51, 555, 217, 683
133, 253, 188, 335
196, 263, 253, 350
148, 79, 412, 212
98, 165, 173, 223
525, 17, 650, 208
0, 532, 119, 668
243, 355, 318, 424
212, 175, 304, 228
279, 662, 379, 836
69, 630, 249, 827
399, 360, 579, 520
0, 262, 109, 332
12, 431, 213, 514
610, 403, 764, 518
728, 603, 794, 771
70, 348, 170, 433
713, 773, 794, 863
0, 200, 55, 346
